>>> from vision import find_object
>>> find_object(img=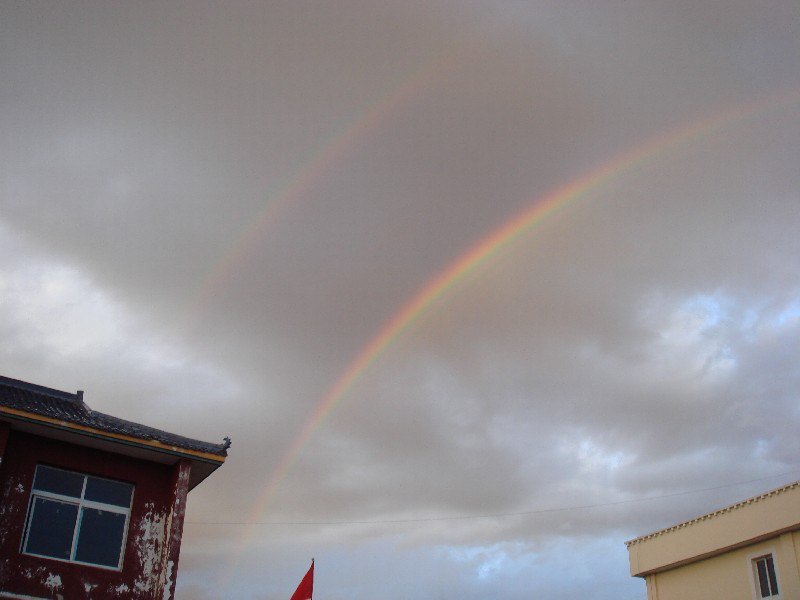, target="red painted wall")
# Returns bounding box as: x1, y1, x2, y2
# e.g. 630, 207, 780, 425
0, 429, 186, 599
